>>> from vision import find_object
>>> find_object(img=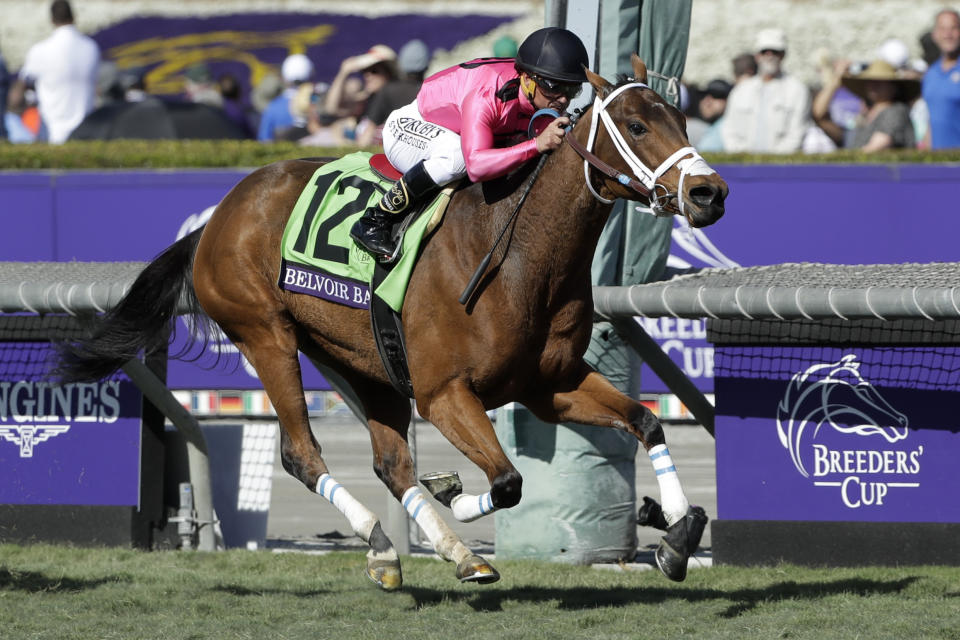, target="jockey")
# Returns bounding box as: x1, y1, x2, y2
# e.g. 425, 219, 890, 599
350, 27, 590, 259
